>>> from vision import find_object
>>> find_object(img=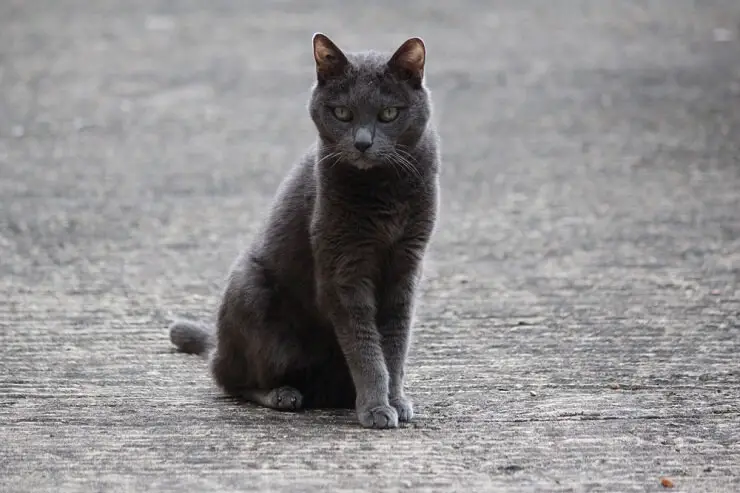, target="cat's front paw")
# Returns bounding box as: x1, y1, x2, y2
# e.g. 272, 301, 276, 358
357, 404, 399, 429
390, 395, 414, 422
